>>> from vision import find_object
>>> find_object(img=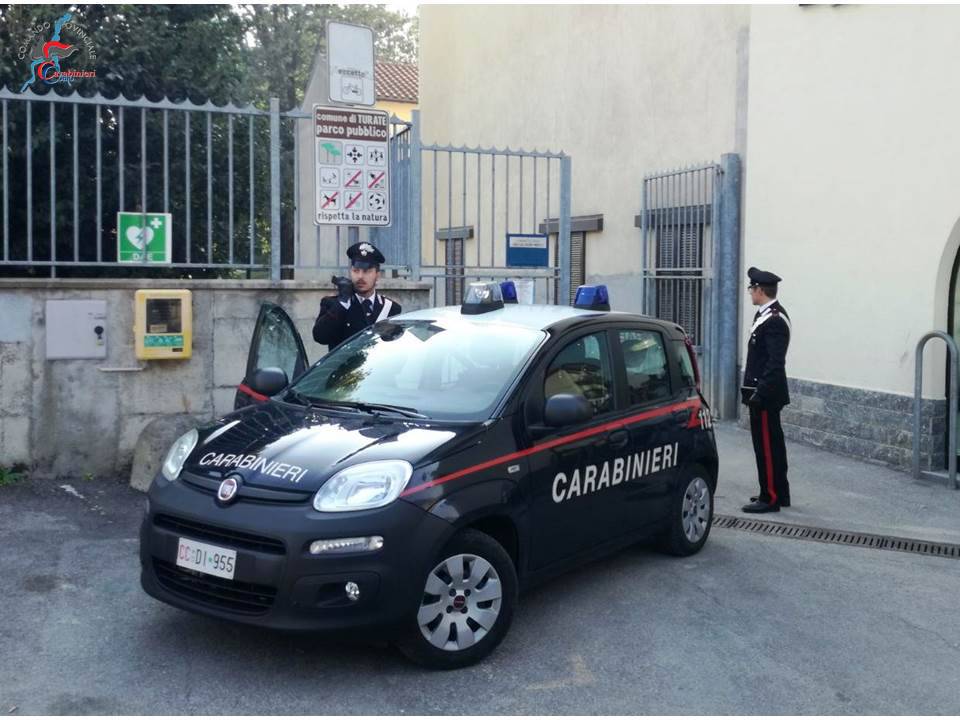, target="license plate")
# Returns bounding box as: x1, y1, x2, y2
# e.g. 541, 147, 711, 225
175, 537, 237, 580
